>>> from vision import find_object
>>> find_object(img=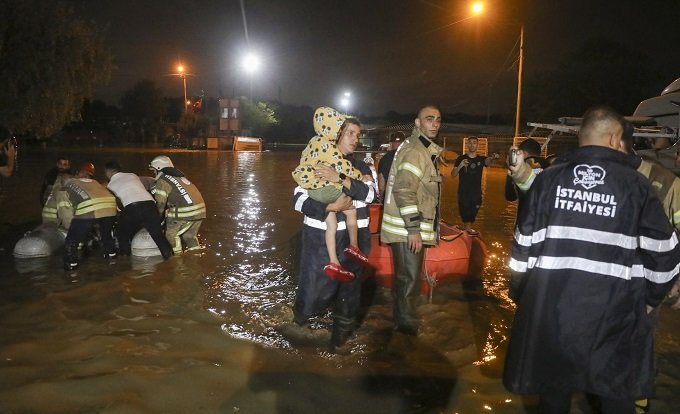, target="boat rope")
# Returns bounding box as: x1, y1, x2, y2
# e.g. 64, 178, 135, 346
422, 248, 437, 304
